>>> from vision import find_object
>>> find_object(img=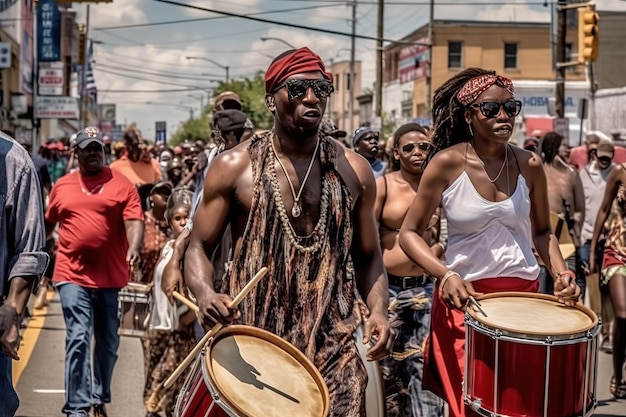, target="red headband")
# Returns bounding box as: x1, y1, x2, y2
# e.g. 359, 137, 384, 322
264, 47, 333, 93
456, 74, 515, 106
